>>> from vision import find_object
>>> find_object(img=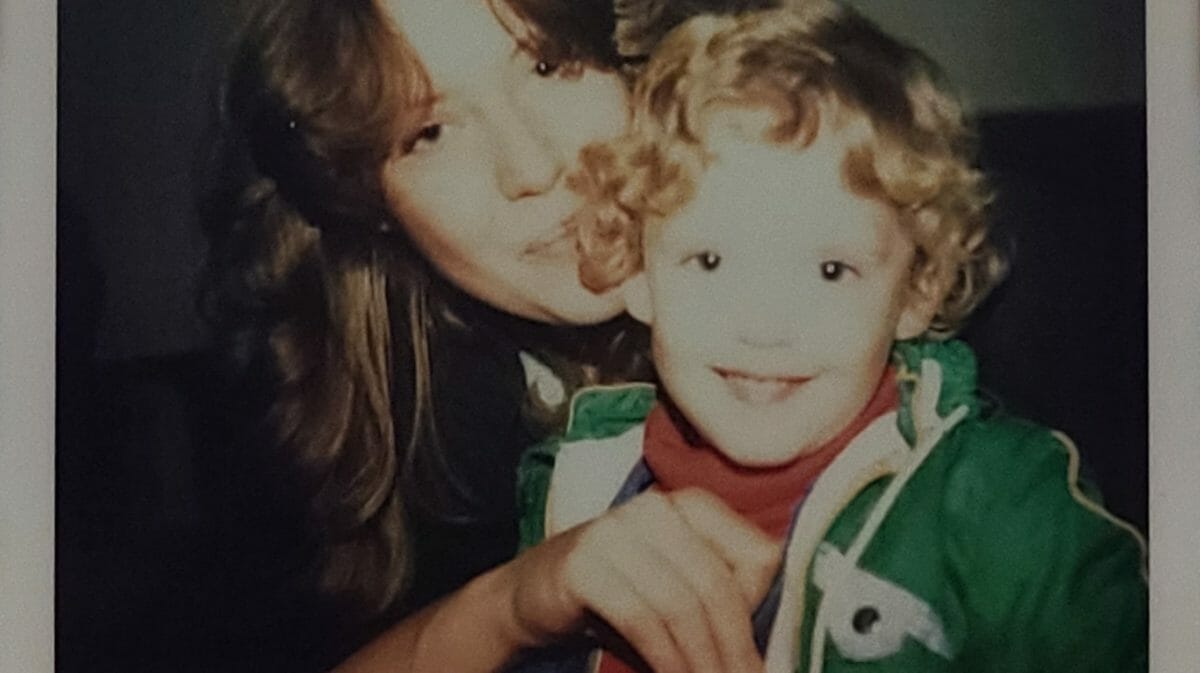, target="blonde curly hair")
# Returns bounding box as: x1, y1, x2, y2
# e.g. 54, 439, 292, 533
571, 1, 1006, 337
